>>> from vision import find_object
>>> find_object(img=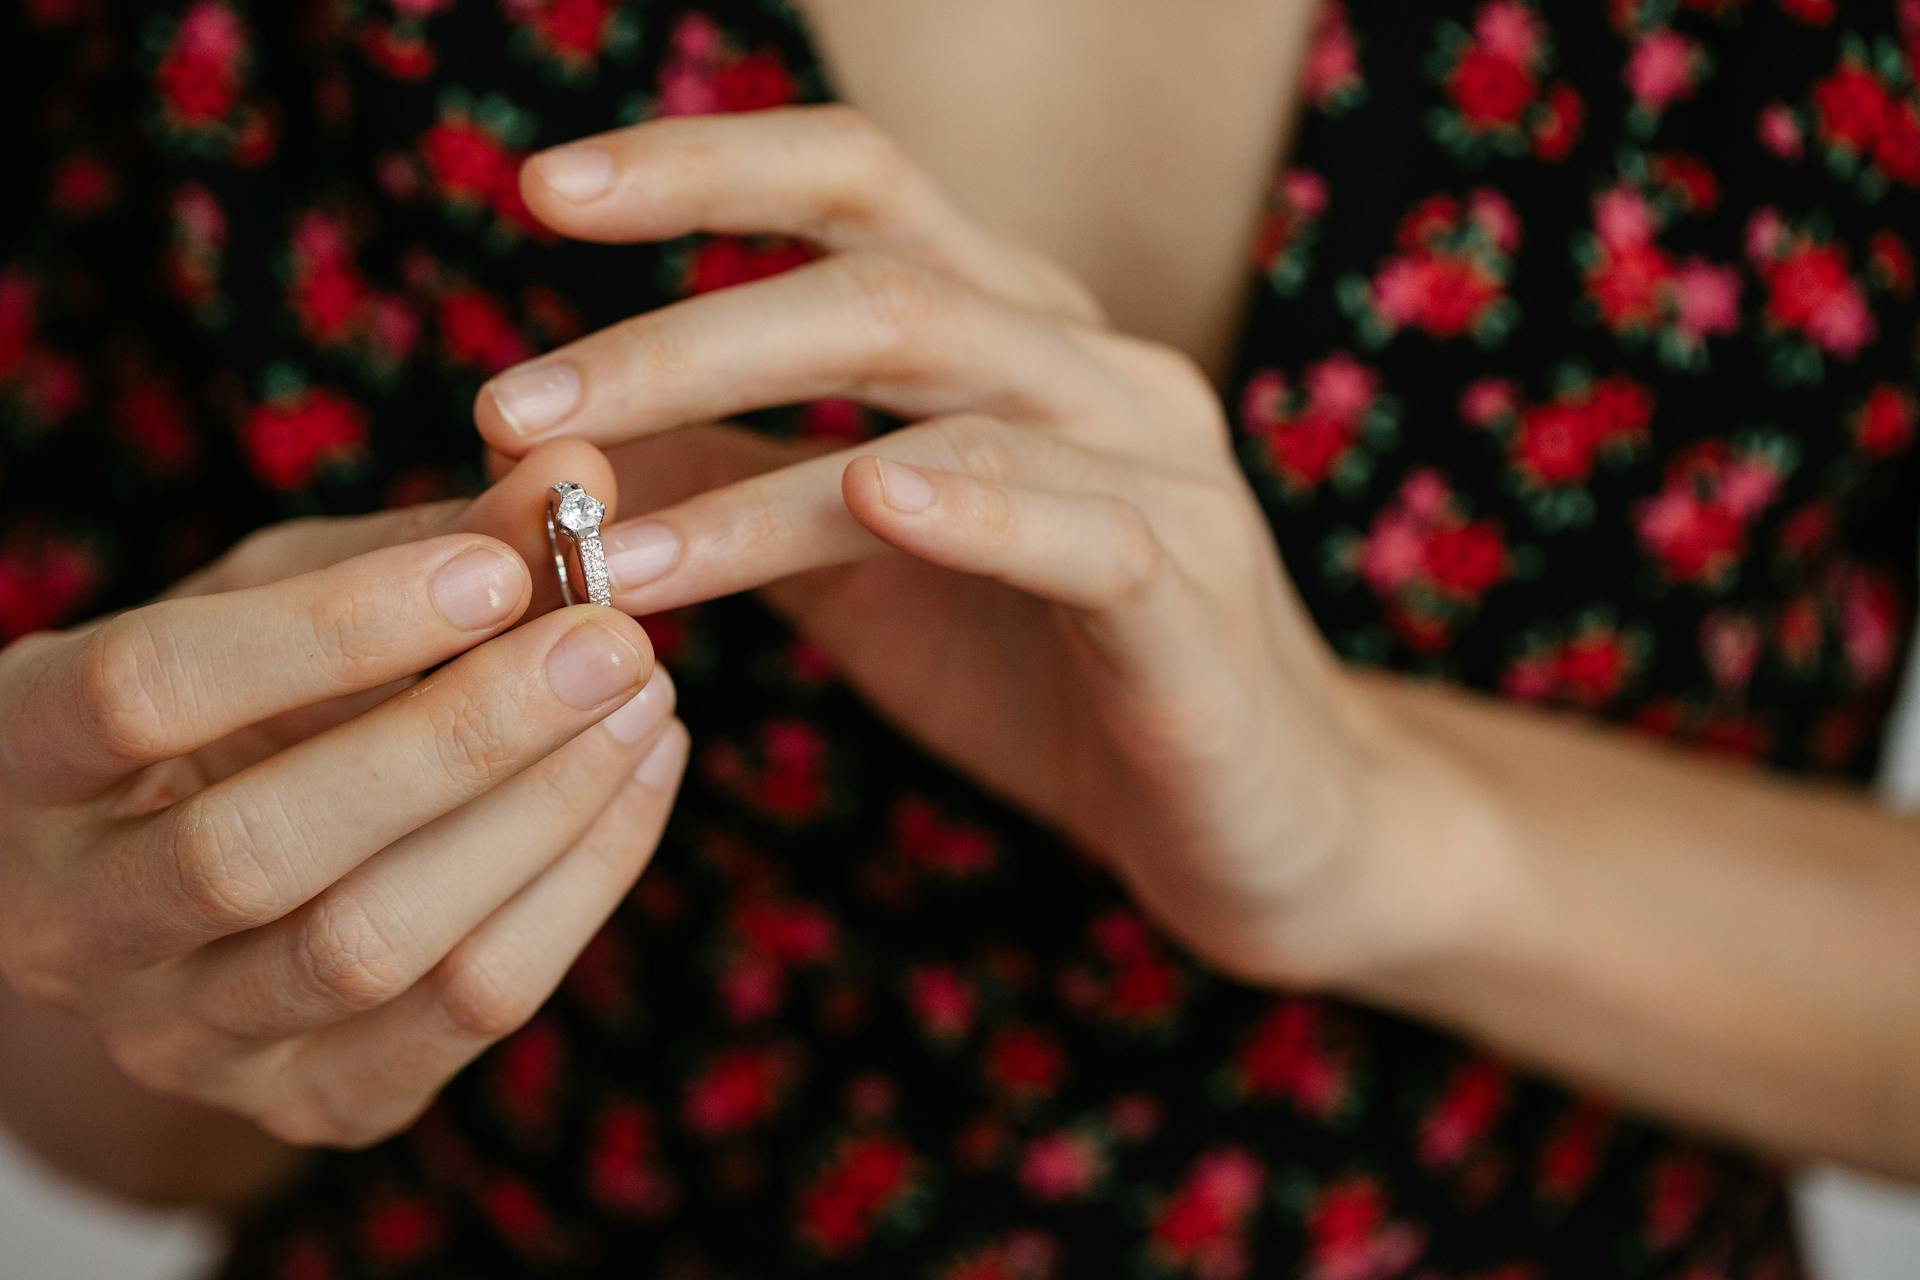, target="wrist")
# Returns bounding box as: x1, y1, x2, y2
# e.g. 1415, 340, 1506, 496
1278, 668, 1539, 1001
